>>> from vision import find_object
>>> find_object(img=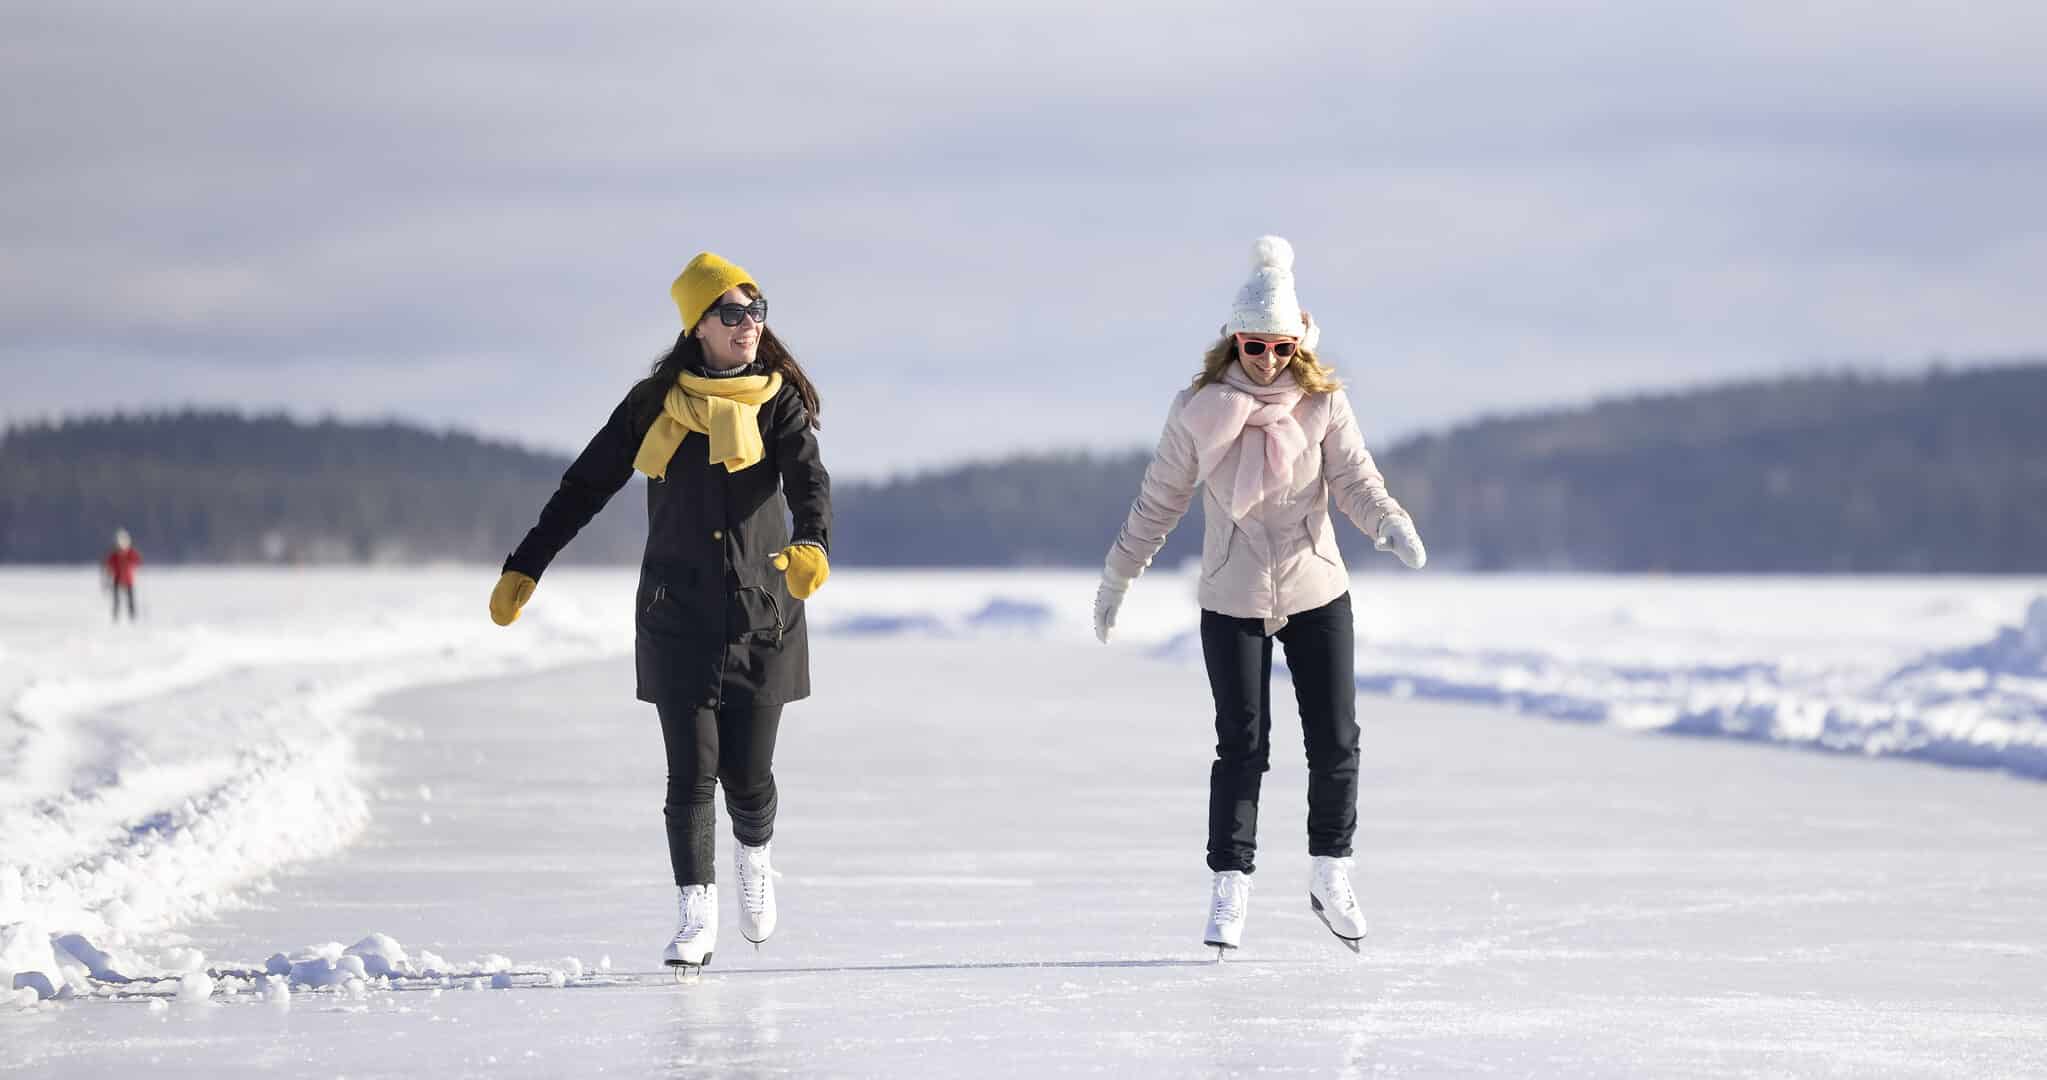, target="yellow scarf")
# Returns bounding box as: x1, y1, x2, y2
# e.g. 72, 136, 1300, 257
633, 370, 785, 478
